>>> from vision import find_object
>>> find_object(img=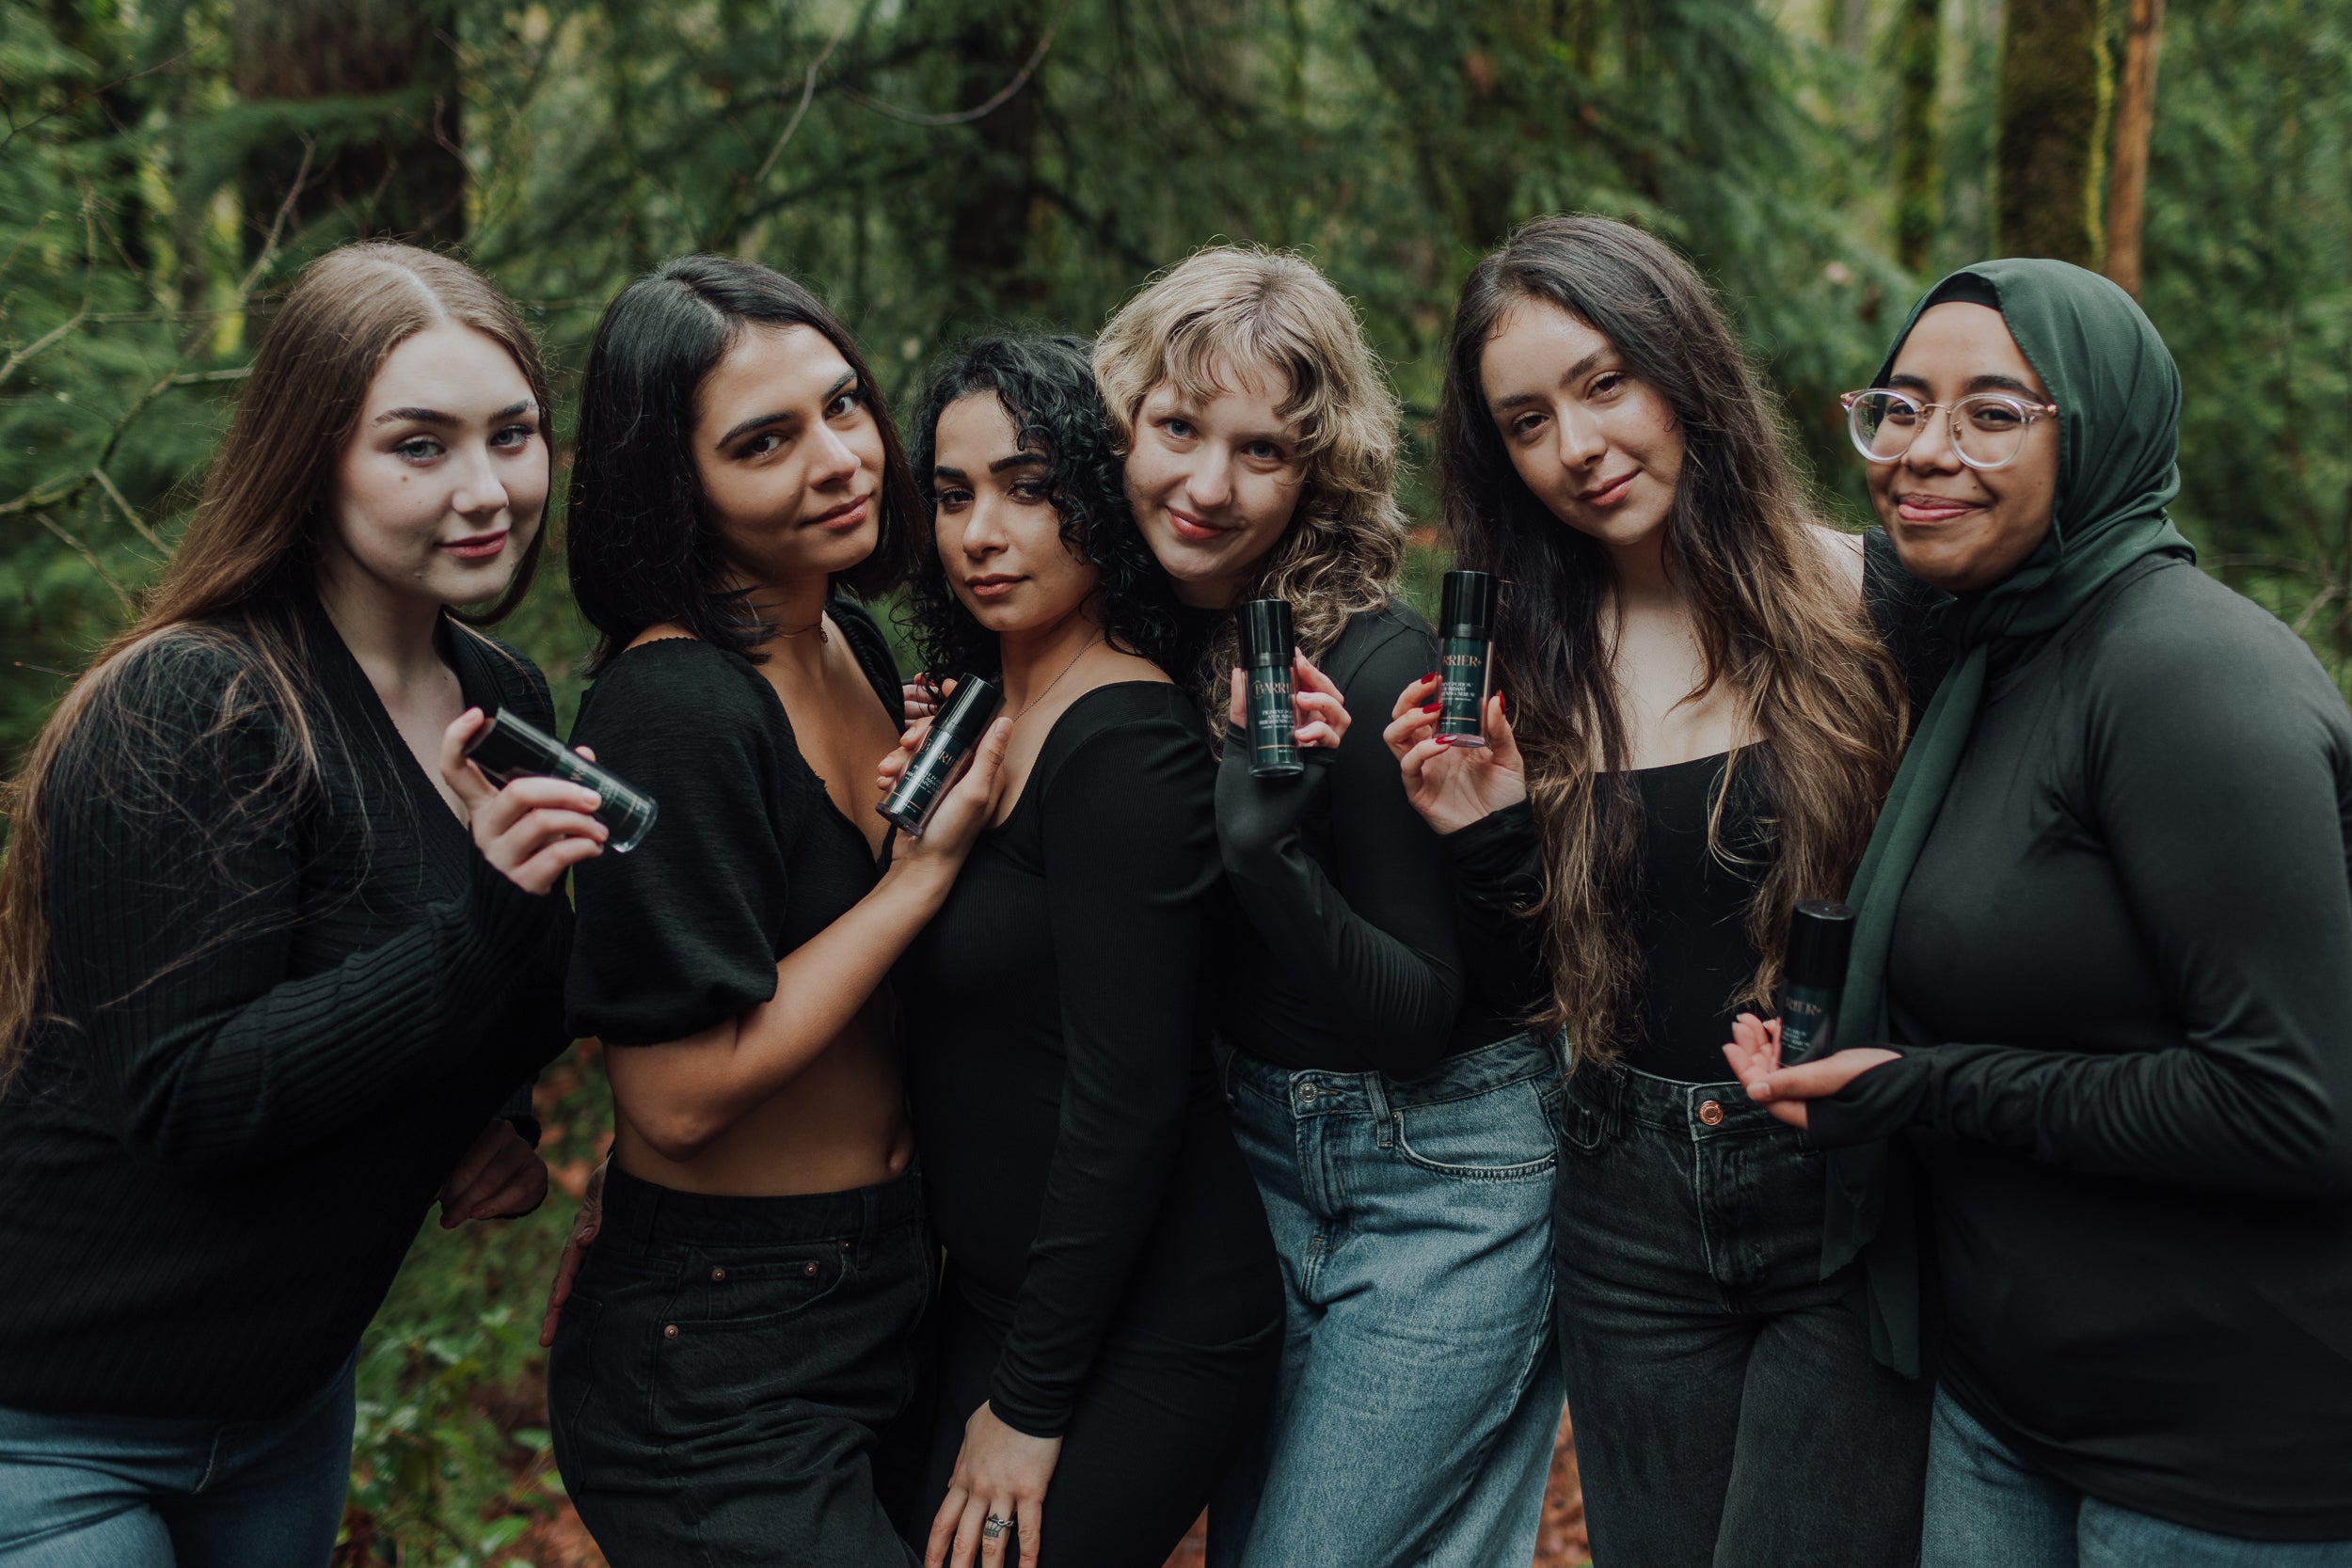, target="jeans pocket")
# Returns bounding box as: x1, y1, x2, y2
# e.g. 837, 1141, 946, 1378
653, 1243, 852, 1437
1393, 1078, 1558, 1180
546, 1295, 604, 1470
